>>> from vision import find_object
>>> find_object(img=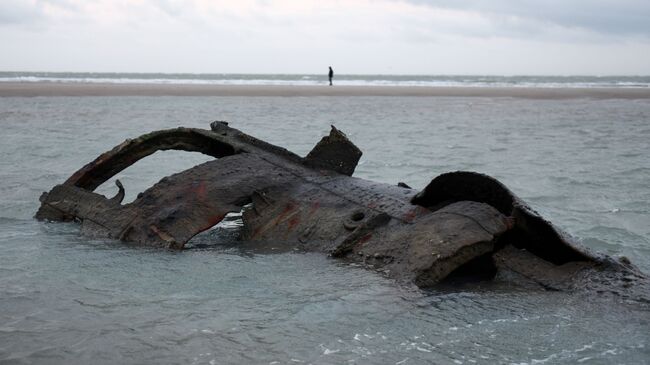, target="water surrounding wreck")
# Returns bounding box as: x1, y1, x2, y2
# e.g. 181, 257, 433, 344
1, 96, 649, 364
